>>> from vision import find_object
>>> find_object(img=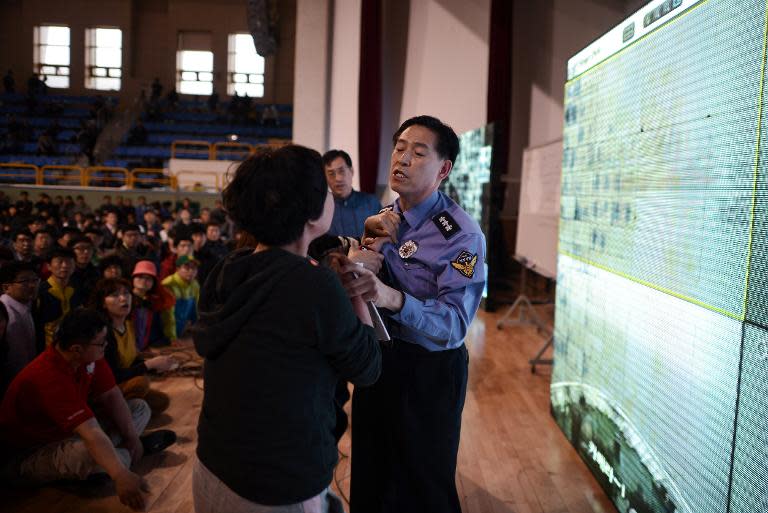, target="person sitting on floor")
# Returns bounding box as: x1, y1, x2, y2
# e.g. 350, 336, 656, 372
0, 262, 39, 396
161, 255, 200, 342
131, 260, 176, 349
98, 254, 127, 281
34, 247, 82, 349
89, 279, 175, 415
159, 232, 193, 280
0, 308, 176, 511
68, 235, 99, 294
